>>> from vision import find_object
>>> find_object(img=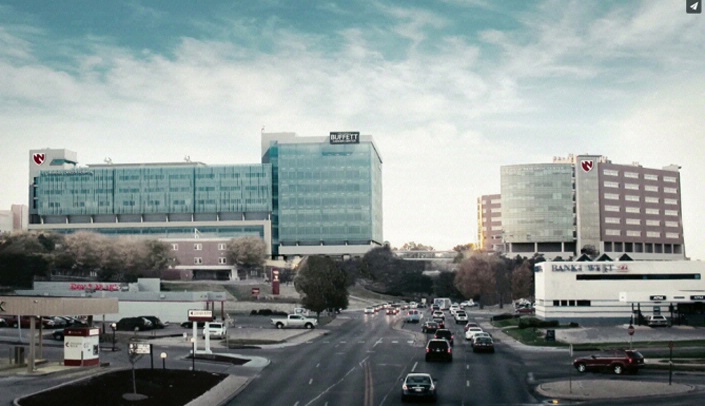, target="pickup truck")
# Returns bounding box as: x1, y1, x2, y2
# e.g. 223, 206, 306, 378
271, 314, 318, 329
